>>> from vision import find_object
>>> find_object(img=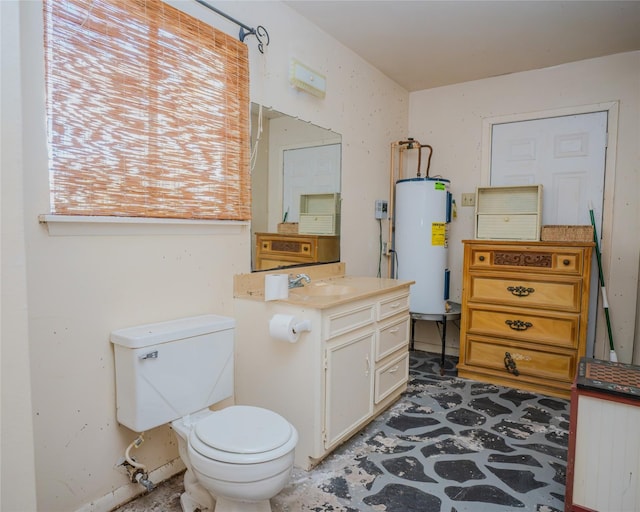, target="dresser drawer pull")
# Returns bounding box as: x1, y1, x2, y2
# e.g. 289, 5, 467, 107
504, 352, 520, 376
505, 319, 533, 331
479, 256, 485, 261
507, 285, 535, 297
387, 365, 400, 374
563, 259, 570, 266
